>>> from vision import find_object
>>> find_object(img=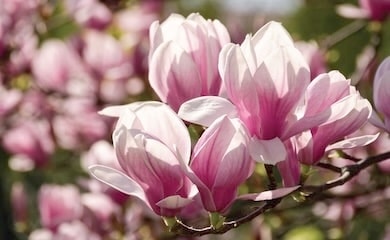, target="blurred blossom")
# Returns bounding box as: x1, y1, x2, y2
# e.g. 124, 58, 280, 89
65, 0, 112, 29
80, 140, 129, 204
32, 40, 96, 97
295, 41, 327, 79
0, 87, 22, 118
372, 57, 390, 132
81, 192, 118, 231
54, 221, 101, 240
52, 98, 108, 150
38, 184, 83, 230
338, 0, 390, 21
148, 13, 230, 111
11, 182, 28, 224
2, 120, 54, 169
313, 201, 355, 222
82, 30, 133, 103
